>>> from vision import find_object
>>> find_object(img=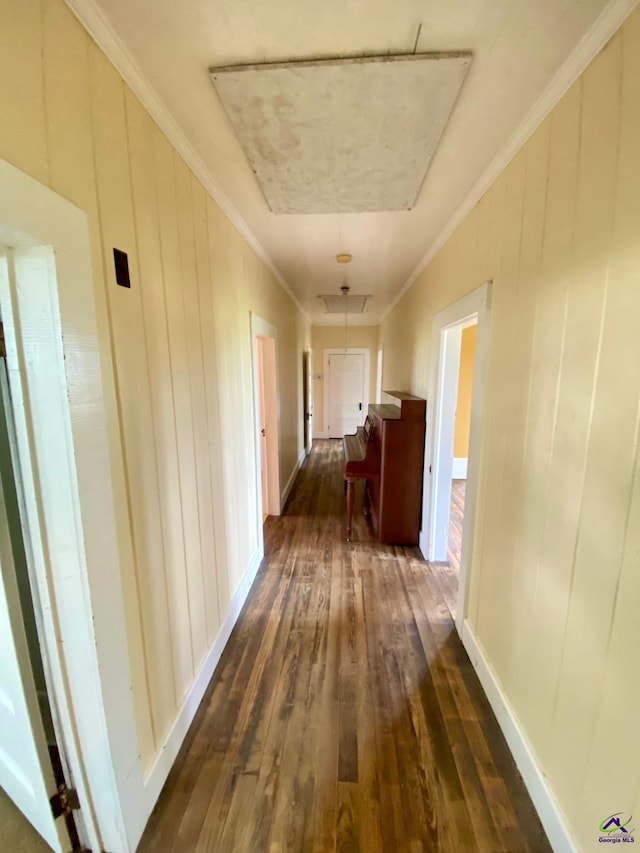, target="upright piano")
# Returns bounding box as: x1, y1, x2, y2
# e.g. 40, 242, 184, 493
343, 391, 426, 544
